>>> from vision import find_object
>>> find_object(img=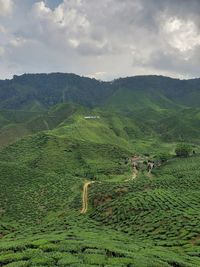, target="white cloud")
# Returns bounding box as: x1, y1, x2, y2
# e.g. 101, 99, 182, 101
9, 37, 27, 47
162, 17, 200, 53
87, 71, 107, 80
32, 0, 90, 34
0, 0, 14, 16
69, 39, 79, 48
